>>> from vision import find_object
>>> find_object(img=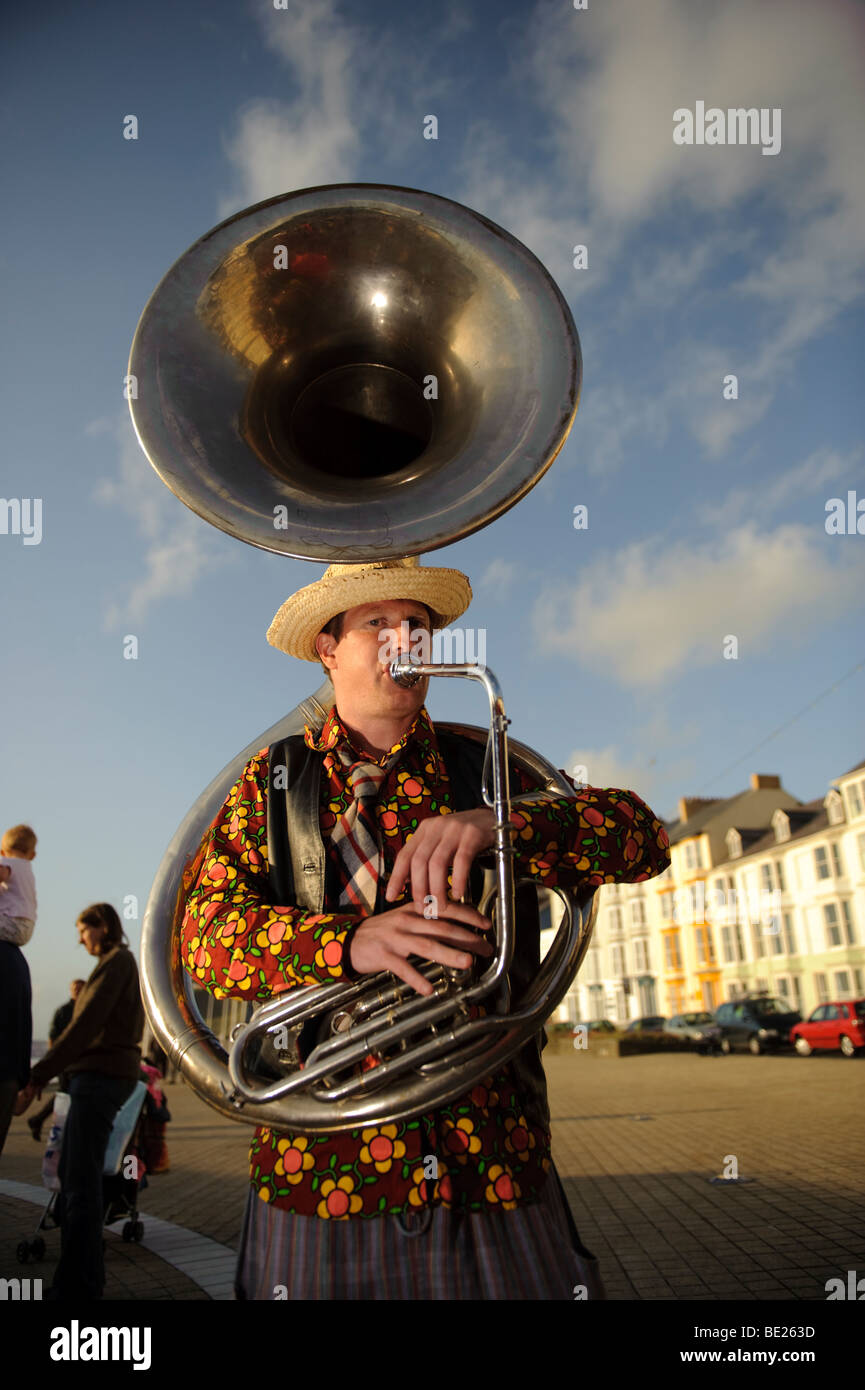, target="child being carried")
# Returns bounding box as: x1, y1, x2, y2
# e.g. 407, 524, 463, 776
0, 823, 38, 946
